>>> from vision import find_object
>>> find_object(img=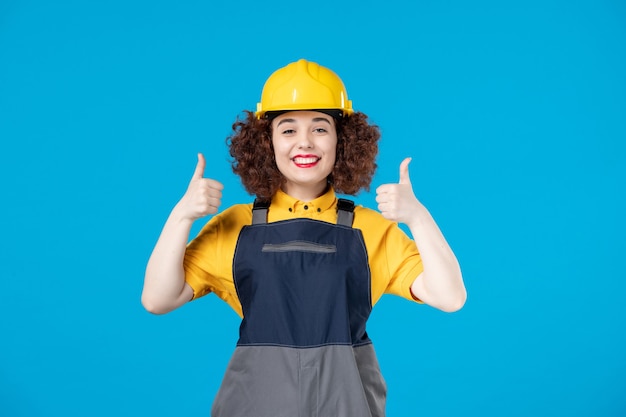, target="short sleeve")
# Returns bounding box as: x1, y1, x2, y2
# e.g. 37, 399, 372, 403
380, 224, 424, 302
353, 207, 423, 305
182, 204, 251, 317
